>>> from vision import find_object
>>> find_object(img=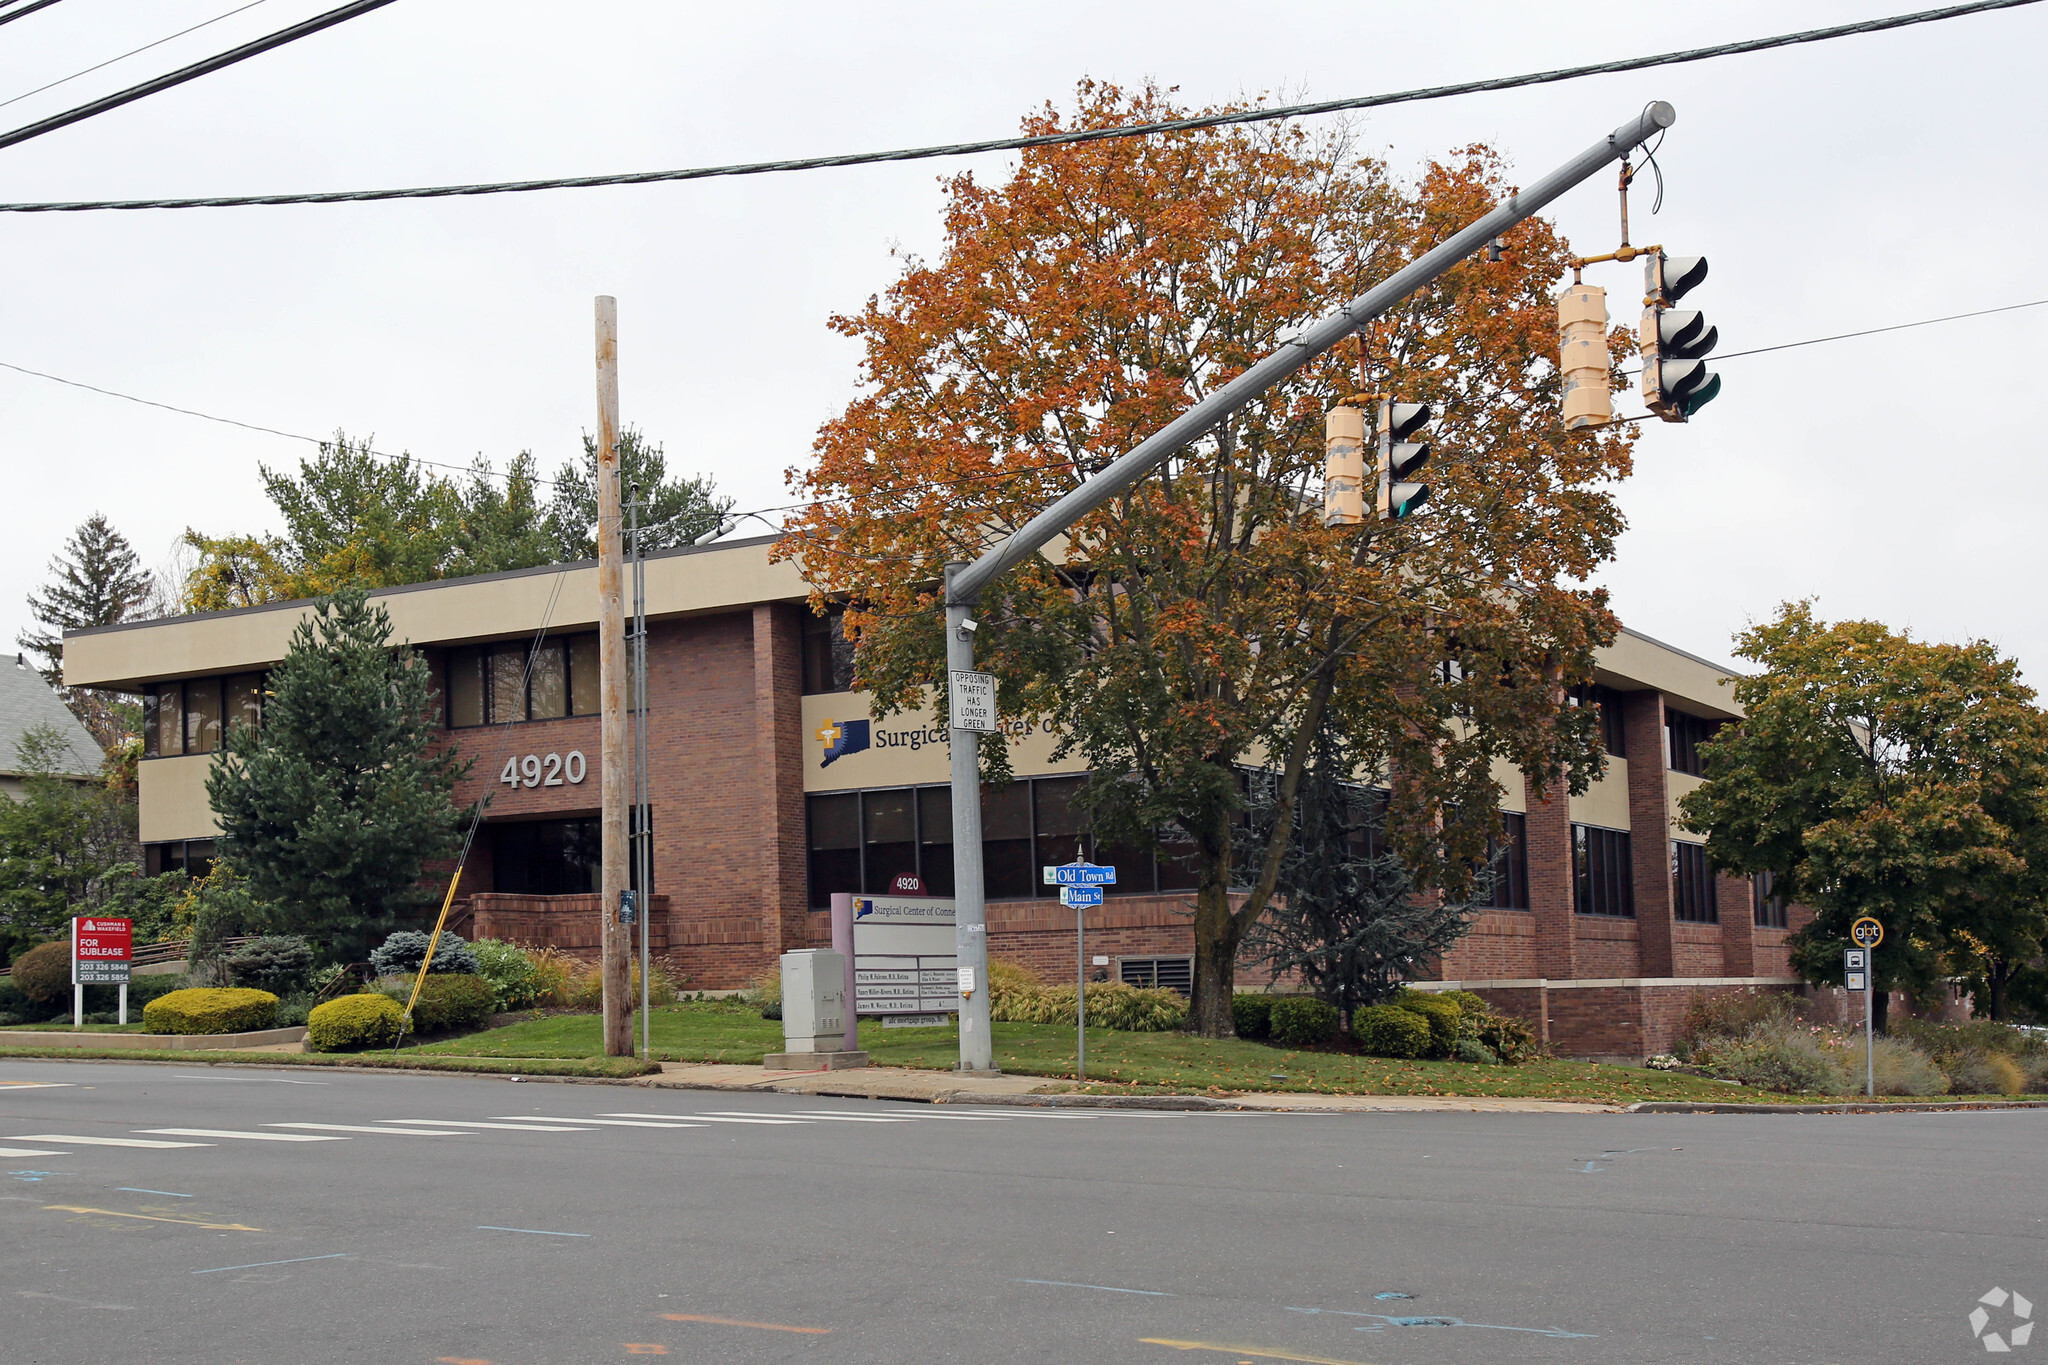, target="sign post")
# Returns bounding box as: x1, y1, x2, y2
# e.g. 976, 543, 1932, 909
1850, 918, 1884, 1098
1047, 861, 1115, 1084
71, 916, 133, 1029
